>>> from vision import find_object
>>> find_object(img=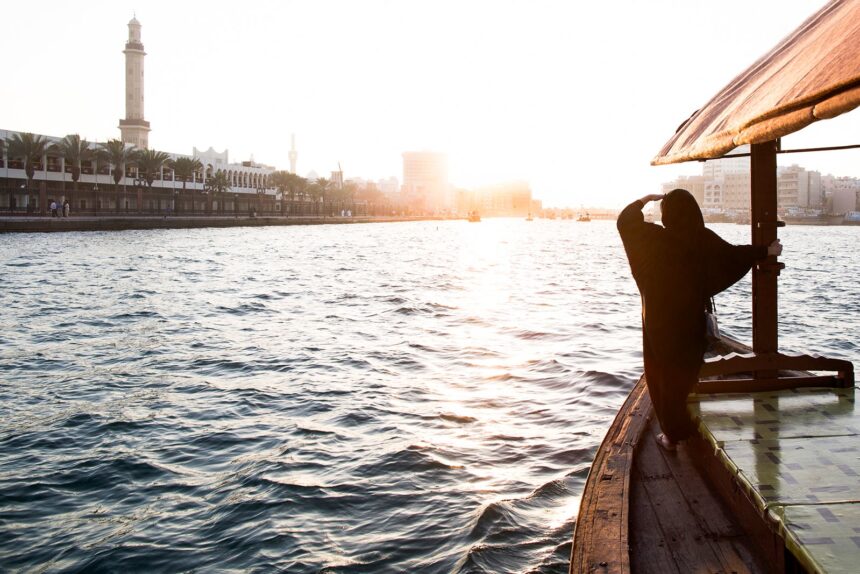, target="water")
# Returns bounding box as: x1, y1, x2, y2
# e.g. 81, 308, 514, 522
0, 220, 857, 573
